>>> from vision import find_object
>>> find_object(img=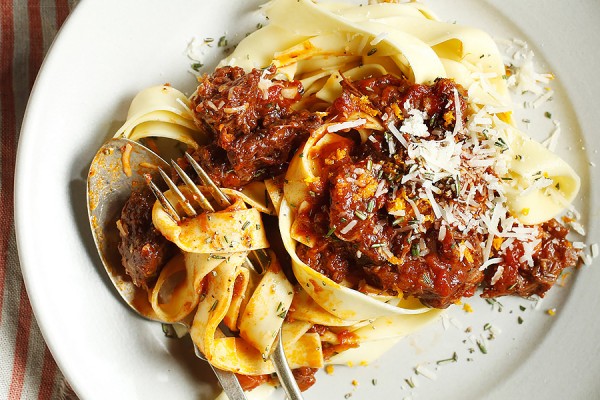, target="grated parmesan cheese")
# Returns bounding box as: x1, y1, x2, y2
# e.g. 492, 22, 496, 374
327, 118, 366, 133
340, 220, 358, 235
370, 31, 389, 45
415, 365, 437, 381
591, 243, 599, 259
